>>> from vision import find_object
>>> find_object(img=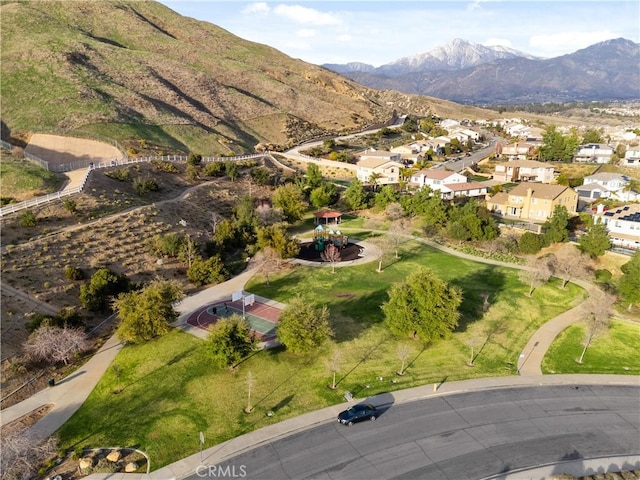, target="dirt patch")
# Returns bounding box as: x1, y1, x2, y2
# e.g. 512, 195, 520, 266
25, 134, 123, 170
0, 403, 53, 436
